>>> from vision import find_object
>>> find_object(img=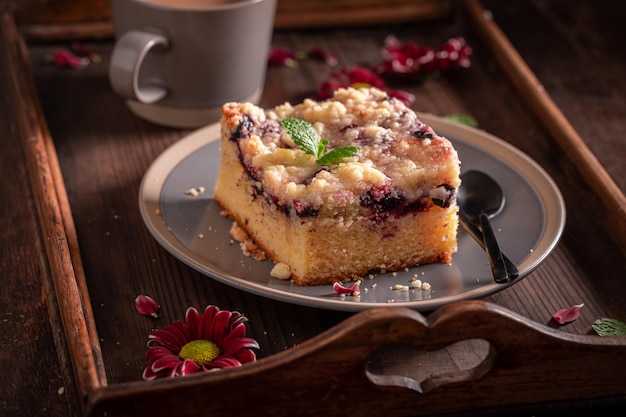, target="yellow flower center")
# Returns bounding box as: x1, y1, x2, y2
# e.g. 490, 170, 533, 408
178, 340, 220, 365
